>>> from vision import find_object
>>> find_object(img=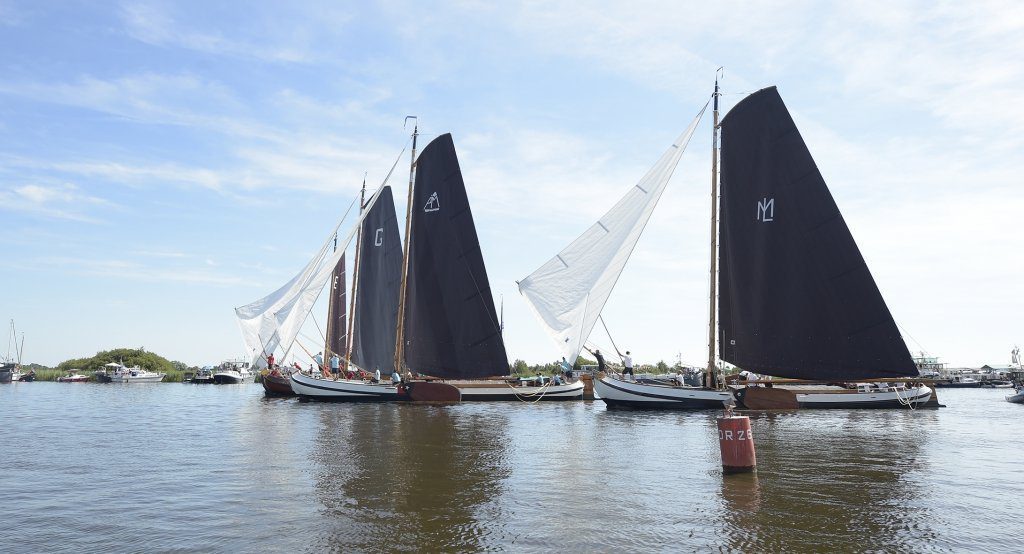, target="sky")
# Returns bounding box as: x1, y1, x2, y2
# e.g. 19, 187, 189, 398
1, 1, 1022, 369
